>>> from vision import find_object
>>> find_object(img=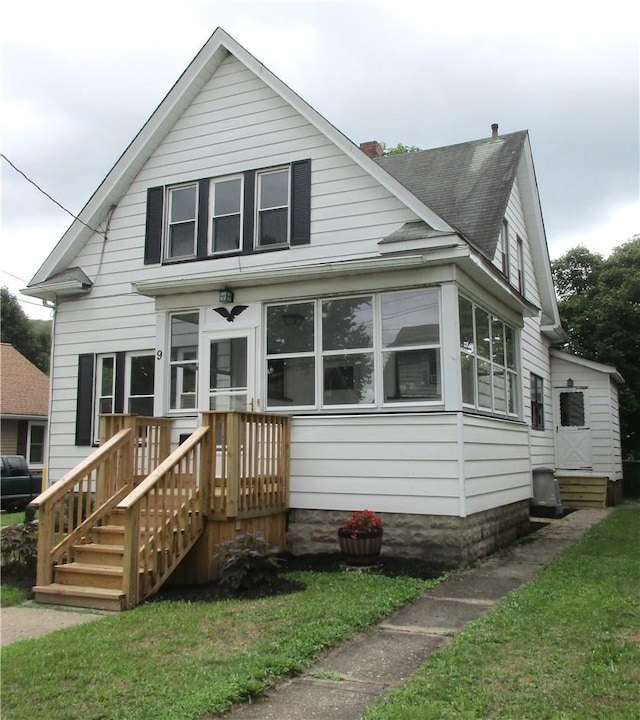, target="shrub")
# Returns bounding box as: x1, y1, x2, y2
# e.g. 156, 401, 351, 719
1, 519, 38, 571
217, 532, 284, 595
